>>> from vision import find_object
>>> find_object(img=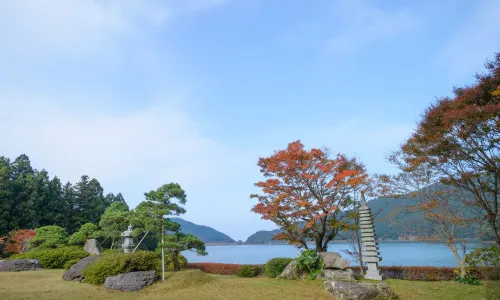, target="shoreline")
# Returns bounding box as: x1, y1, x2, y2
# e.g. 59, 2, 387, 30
204, 238, 488, 246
